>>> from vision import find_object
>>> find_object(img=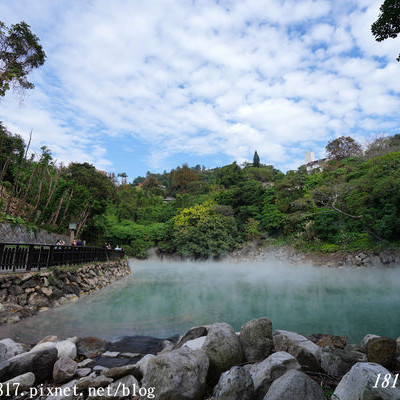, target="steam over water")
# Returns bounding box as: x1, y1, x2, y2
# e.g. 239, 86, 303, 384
1, 258, 399, 344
